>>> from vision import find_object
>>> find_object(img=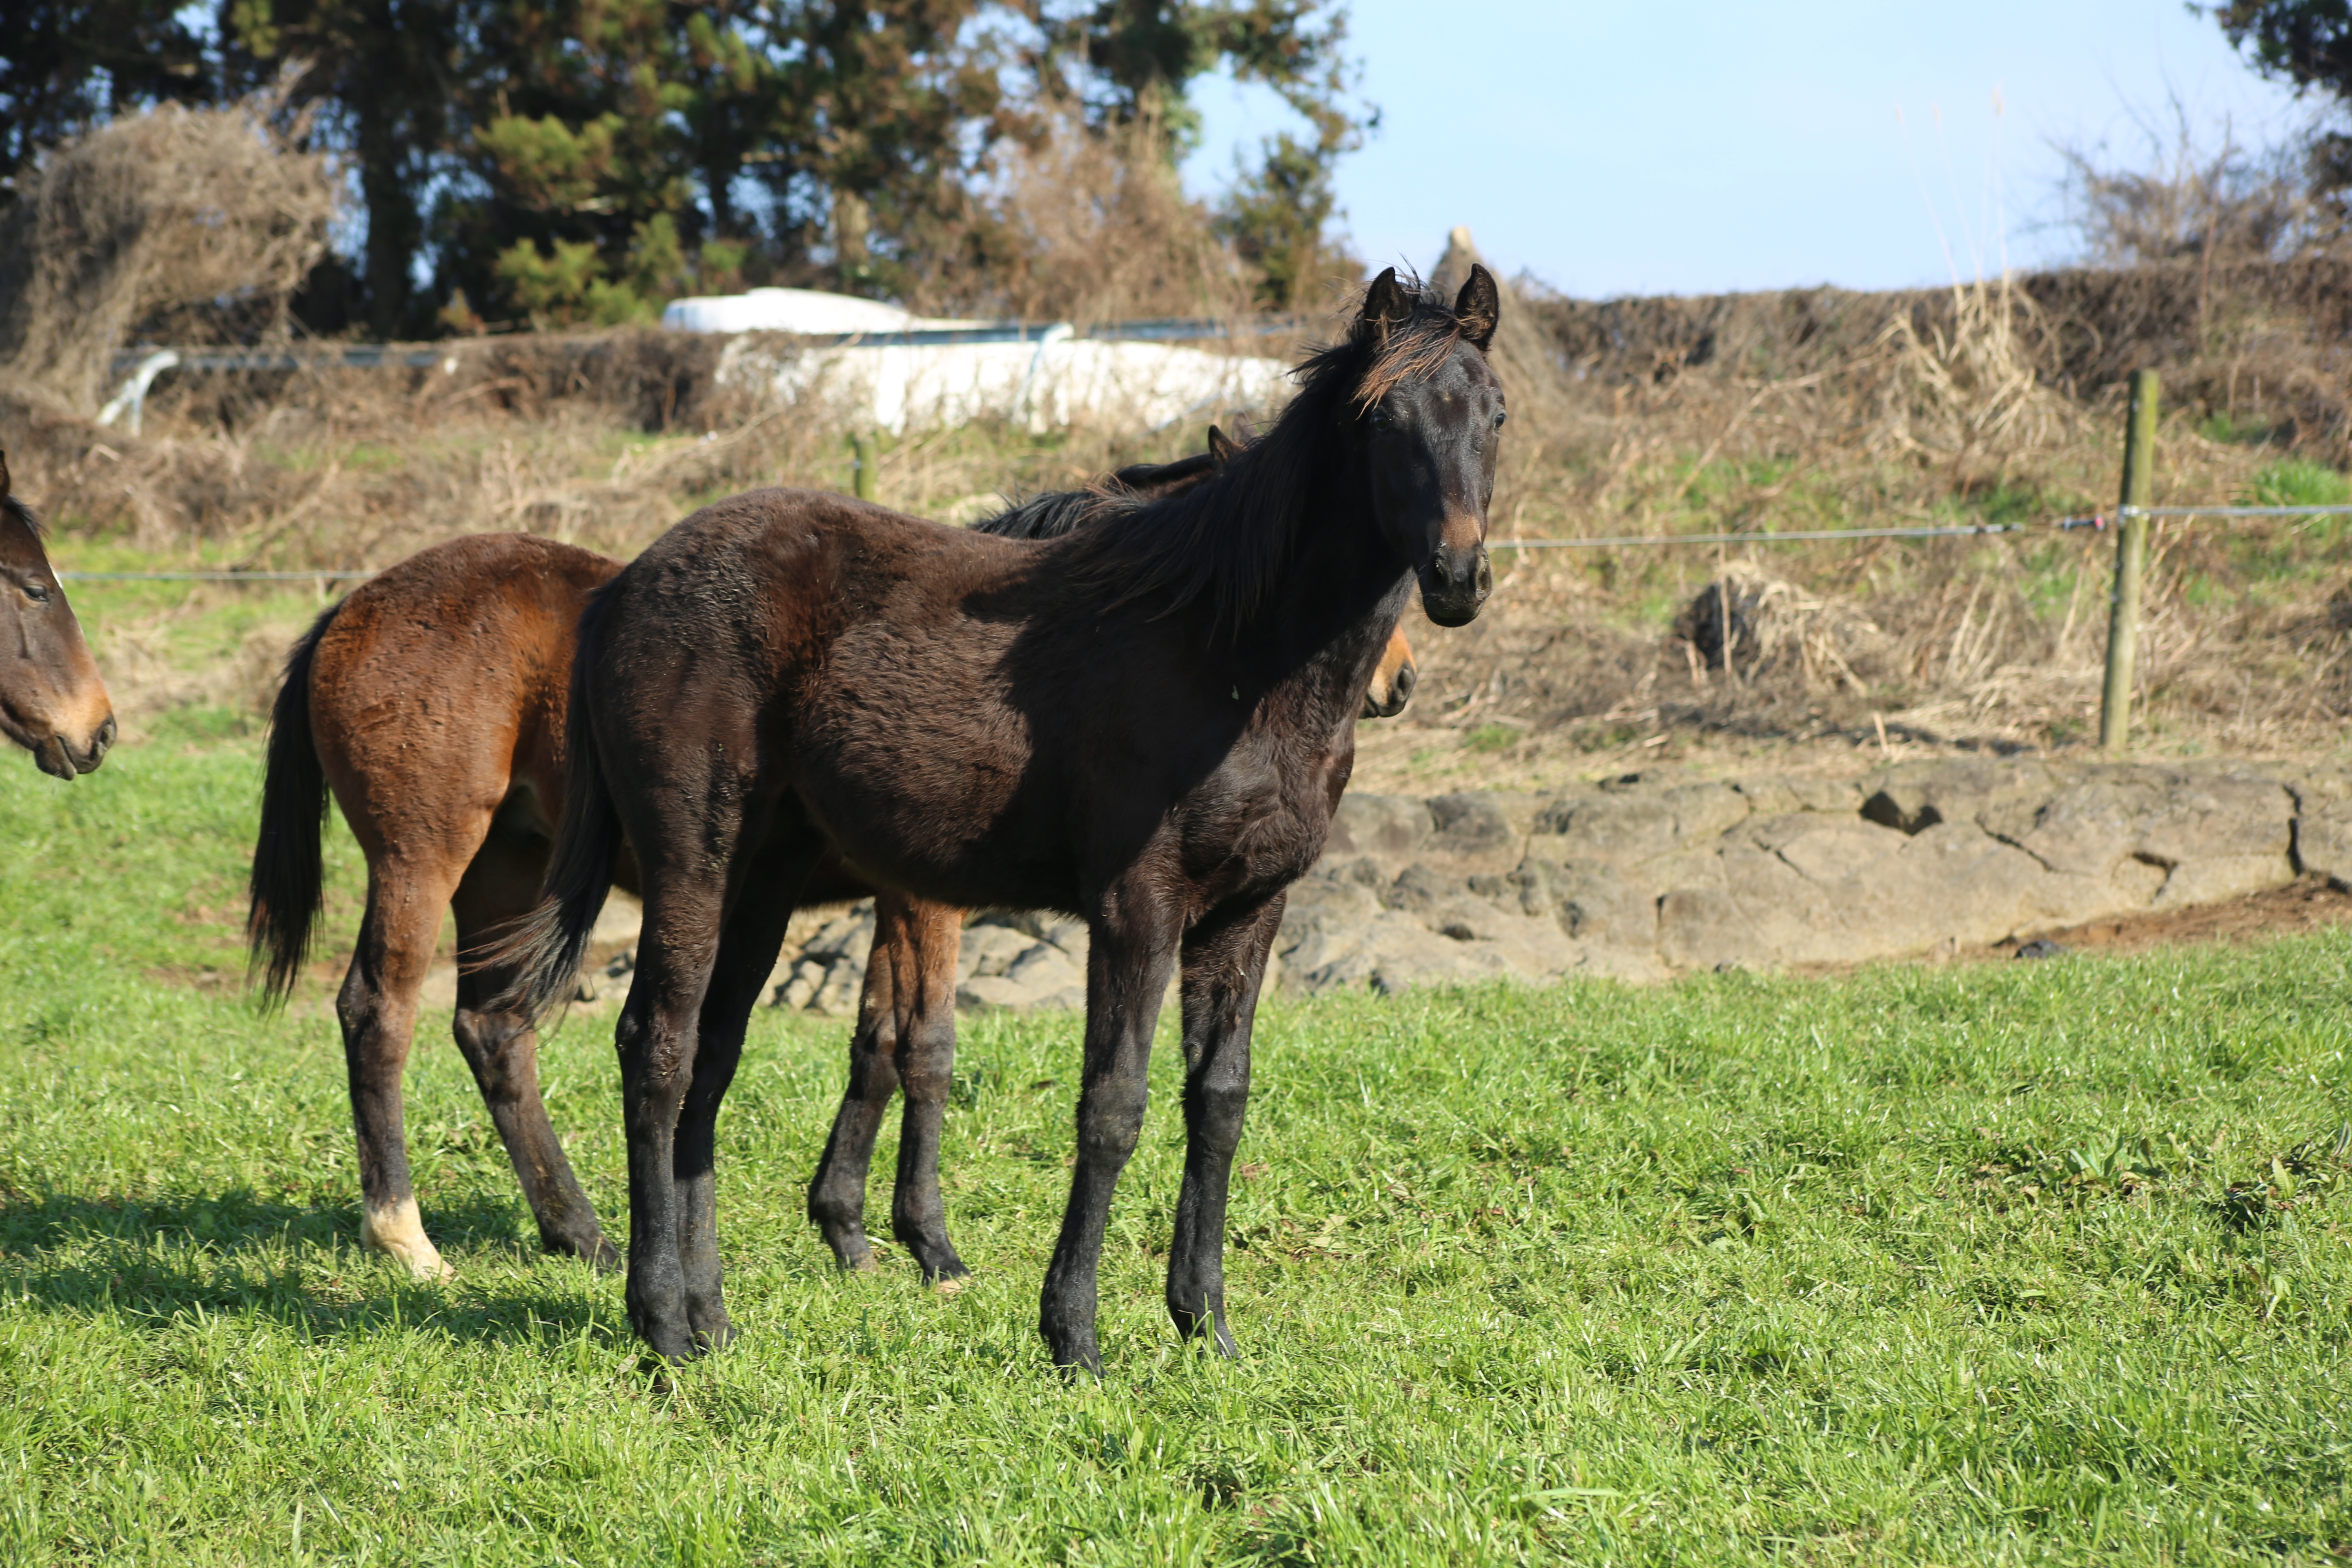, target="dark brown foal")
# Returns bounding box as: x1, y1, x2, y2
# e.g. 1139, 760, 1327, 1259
0, 449, 115, 779
502, 267, 1504, 1368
